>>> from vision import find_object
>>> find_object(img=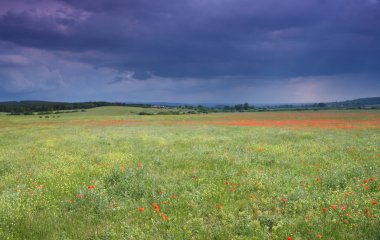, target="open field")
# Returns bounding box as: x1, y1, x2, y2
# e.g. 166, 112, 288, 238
0, 107, 379, 239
